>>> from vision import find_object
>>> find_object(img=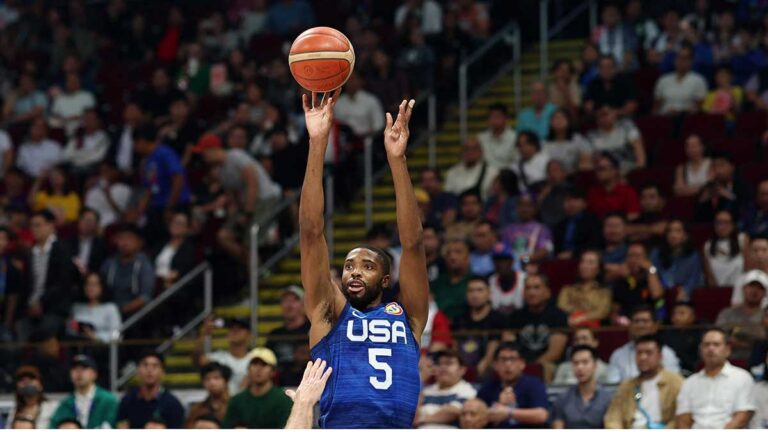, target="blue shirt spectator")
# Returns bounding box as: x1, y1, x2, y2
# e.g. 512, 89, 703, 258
117, 384, 184, 428
551, 385, 613, 428
650, 220, 704, 298
267, 0, 314, 35
516, 81, 557, 141
141, 144, 190, 209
